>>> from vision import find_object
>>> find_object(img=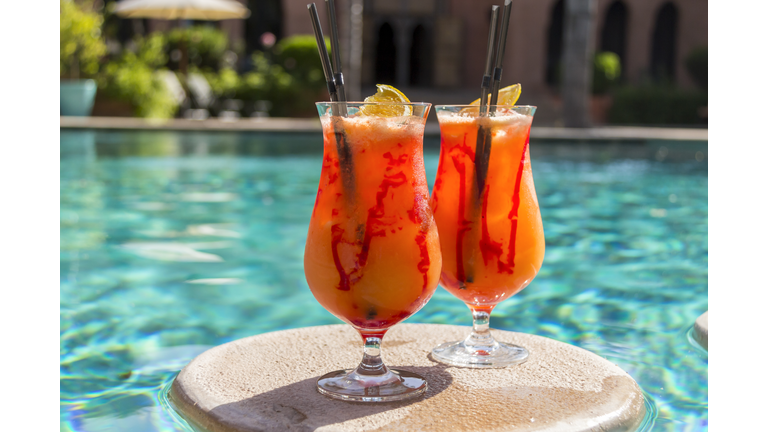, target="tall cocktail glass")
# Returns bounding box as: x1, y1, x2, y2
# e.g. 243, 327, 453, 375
305, 102, 441, 401
430, 105, 544, 368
